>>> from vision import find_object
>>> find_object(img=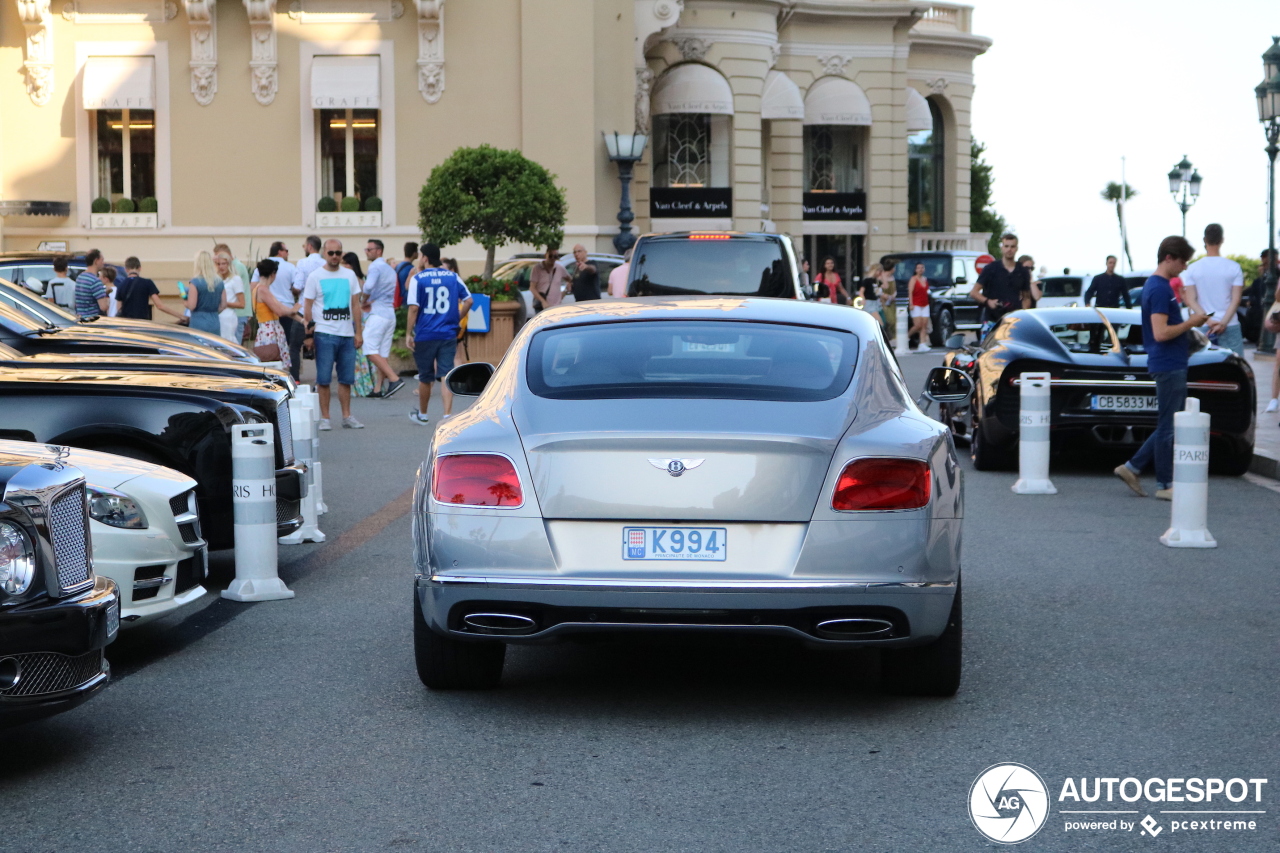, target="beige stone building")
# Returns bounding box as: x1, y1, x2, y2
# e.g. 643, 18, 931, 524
0, 0, 989, 286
